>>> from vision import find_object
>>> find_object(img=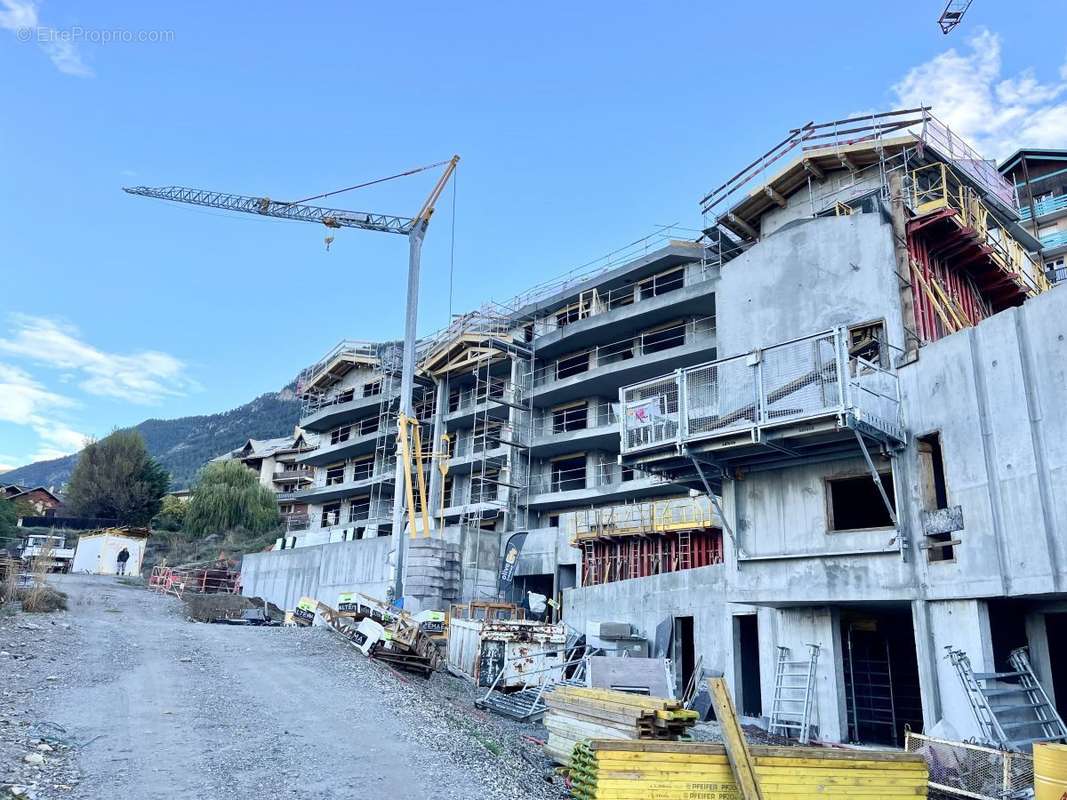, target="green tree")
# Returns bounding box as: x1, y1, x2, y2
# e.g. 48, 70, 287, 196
66, 430, 170, 525
0, 498, 19, 553
152, 494, 188, 532
184, 459, 280, 536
